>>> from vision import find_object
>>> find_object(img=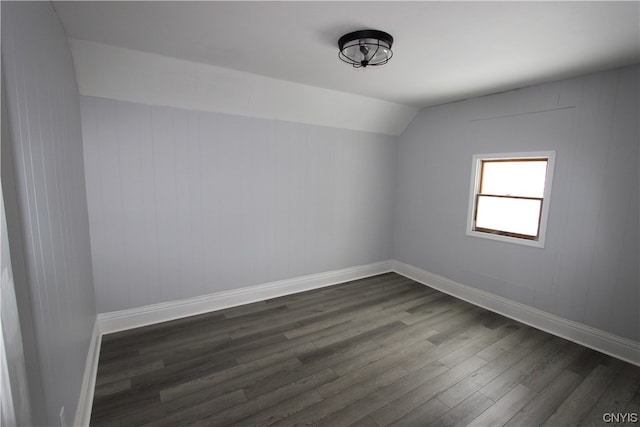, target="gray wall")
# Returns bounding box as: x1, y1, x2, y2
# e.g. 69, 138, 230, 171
1, 80, 32, 427
80, 96, 397, 313
394, 65, 639, 341
1, 2, 96, 425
